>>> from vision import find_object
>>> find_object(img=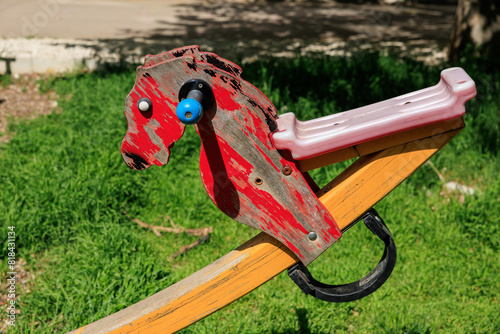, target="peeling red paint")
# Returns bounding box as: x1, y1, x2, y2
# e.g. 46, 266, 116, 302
211, 83, 242, 111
